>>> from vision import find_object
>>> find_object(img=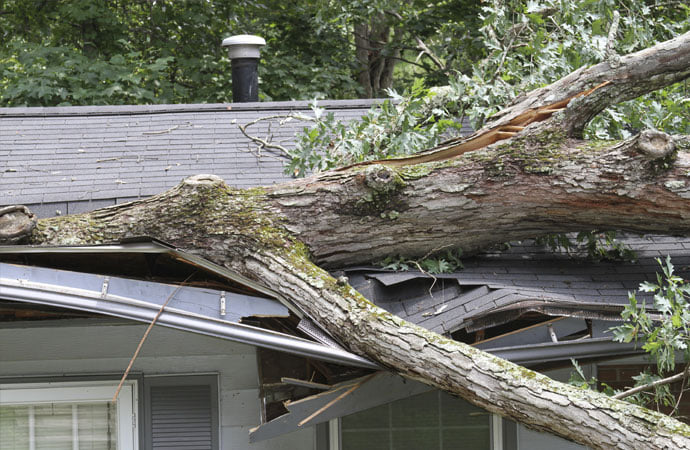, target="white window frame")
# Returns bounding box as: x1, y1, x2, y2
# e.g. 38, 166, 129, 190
0, 380, 138, 450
